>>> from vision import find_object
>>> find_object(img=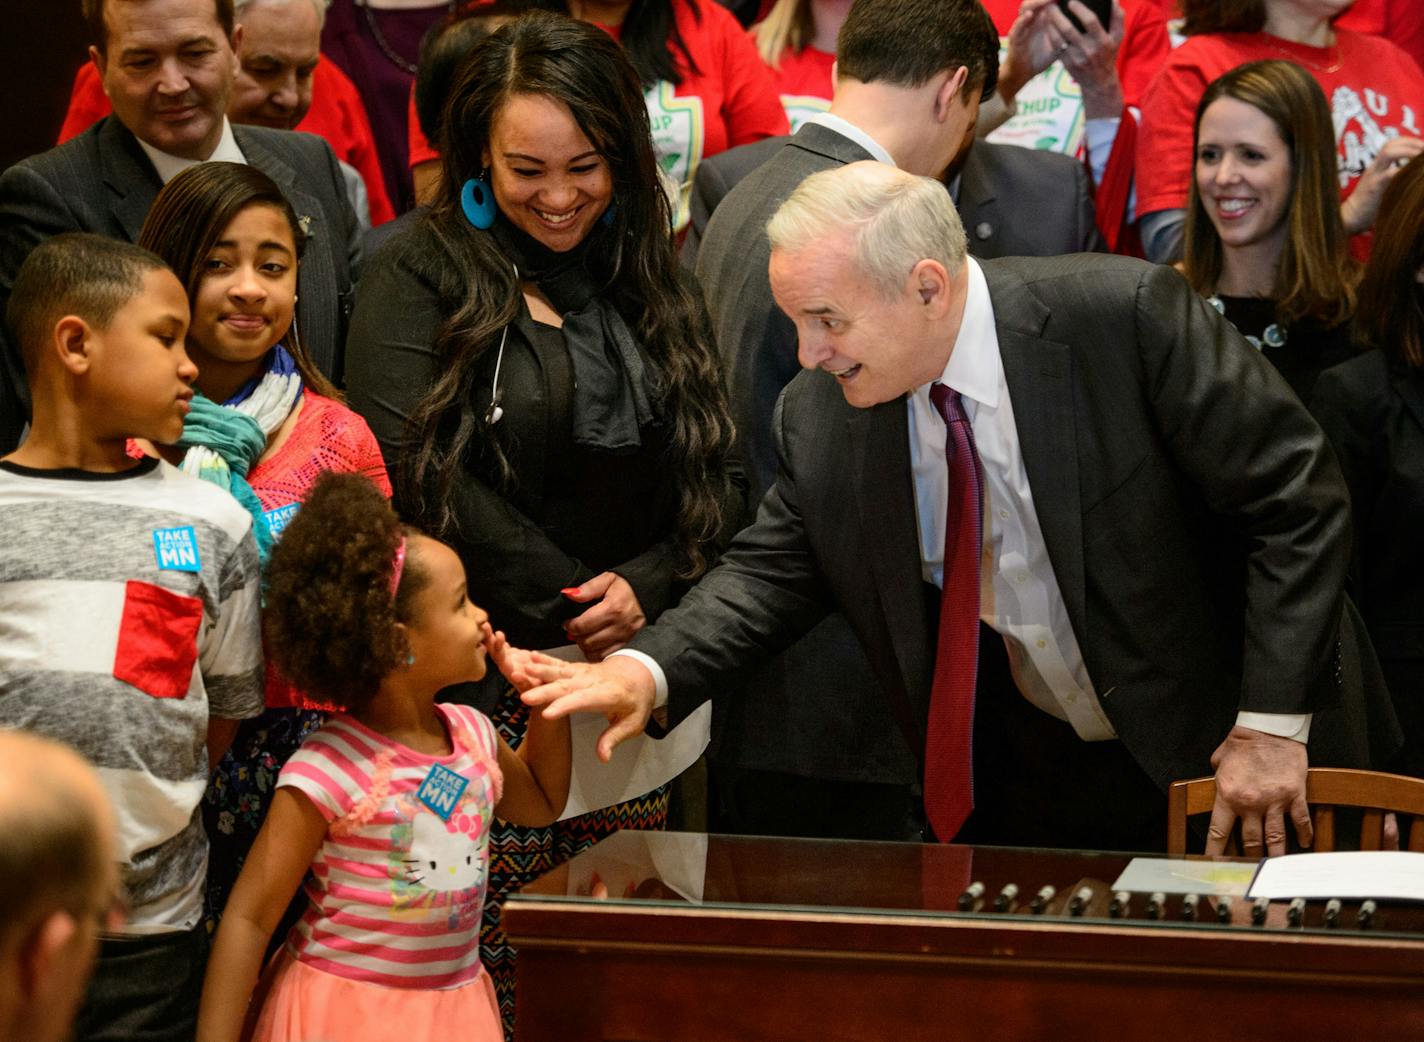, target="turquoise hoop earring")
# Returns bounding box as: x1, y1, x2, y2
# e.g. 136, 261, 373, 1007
601, 199, 617, 227
461, 175, 496, 230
